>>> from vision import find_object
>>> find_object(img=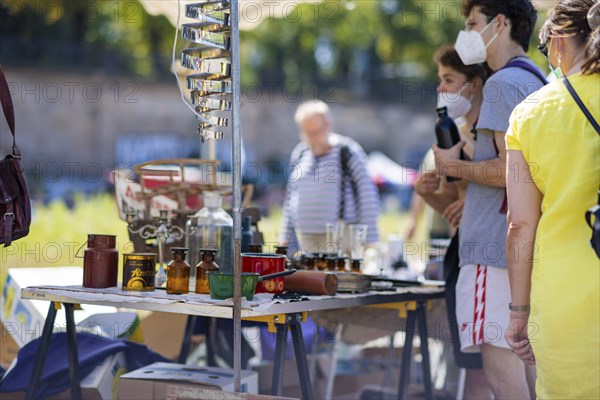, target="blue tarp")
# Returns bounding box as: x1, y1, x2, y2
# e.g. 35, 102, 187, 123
0, 332, 169, 399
